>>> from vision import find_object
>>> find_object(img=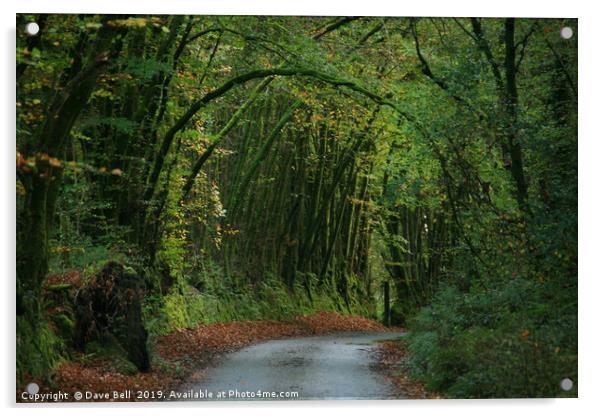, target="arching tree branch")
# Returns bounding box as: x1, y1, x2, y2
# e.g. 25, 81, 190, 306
143, 66, 414, 203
